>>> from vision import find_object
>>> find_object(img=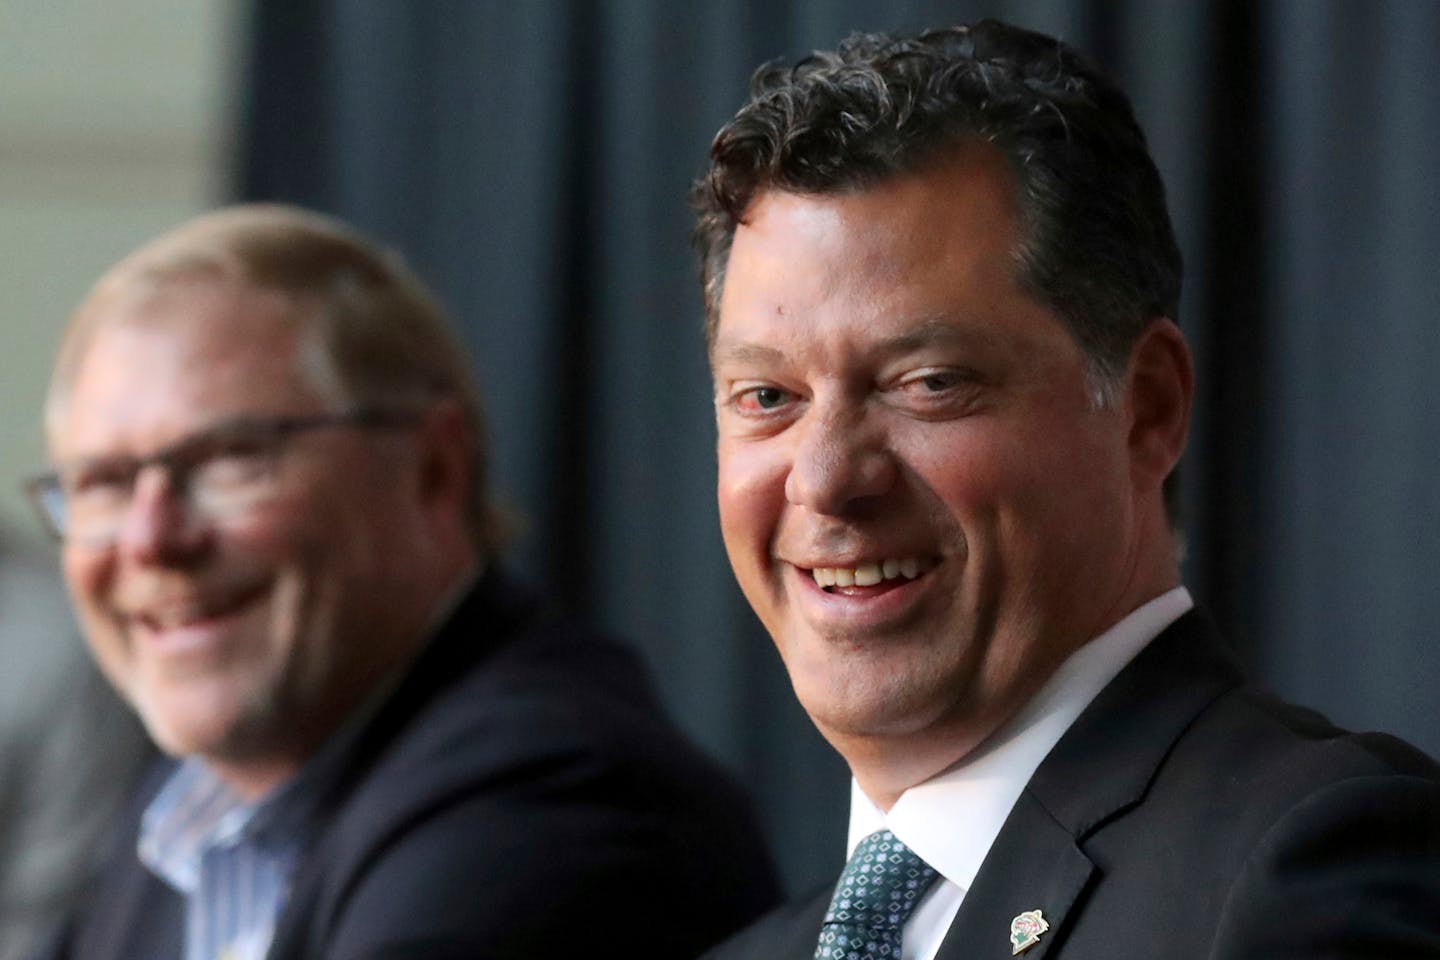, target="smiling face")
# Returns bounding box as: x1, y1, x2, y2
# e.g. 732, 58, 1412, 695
712, 145, 1184, 801
50, 278, 462, 797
